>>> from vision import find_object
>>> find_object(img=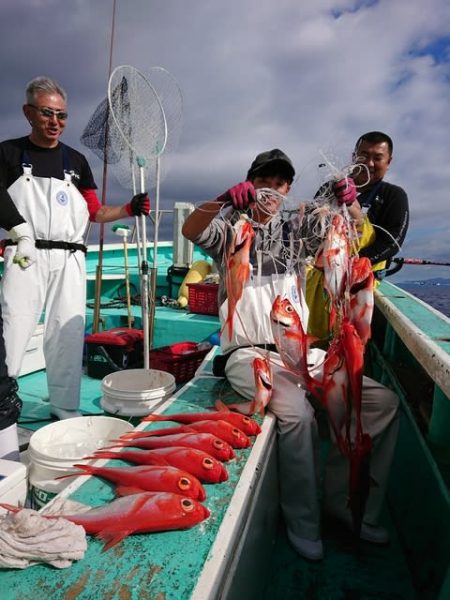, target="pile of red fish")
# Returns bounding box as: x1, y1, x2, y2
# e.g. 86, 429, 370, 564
1, 408, 261, 552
